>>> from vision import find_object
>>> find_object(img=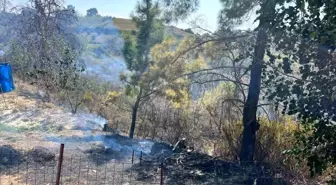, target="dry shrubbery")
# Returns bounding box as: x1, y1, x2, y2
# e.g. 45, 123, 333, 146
9, 50, 314, 181
12, 64, 312, 181
78, 82, 306, 175
128, 100, 315, 182
85, 80, 317, 182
